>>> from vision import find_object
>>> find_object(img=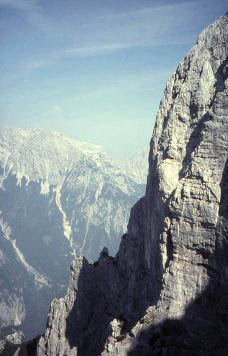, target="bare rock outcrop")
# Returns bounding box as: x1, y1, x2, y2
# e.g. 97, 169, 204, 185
35, 14, 228, 355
